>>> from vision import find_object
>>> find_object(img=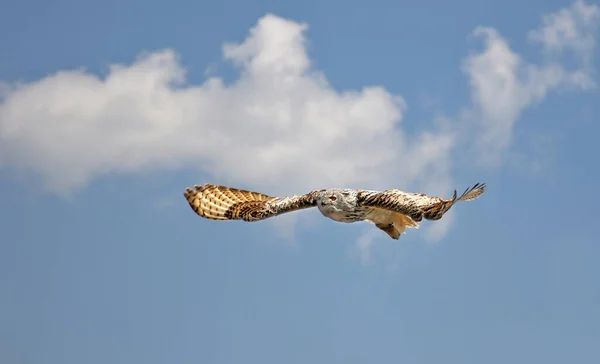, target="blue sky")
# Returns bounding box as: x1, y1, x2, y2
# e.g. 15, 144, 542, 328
1, 0, 600, 363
